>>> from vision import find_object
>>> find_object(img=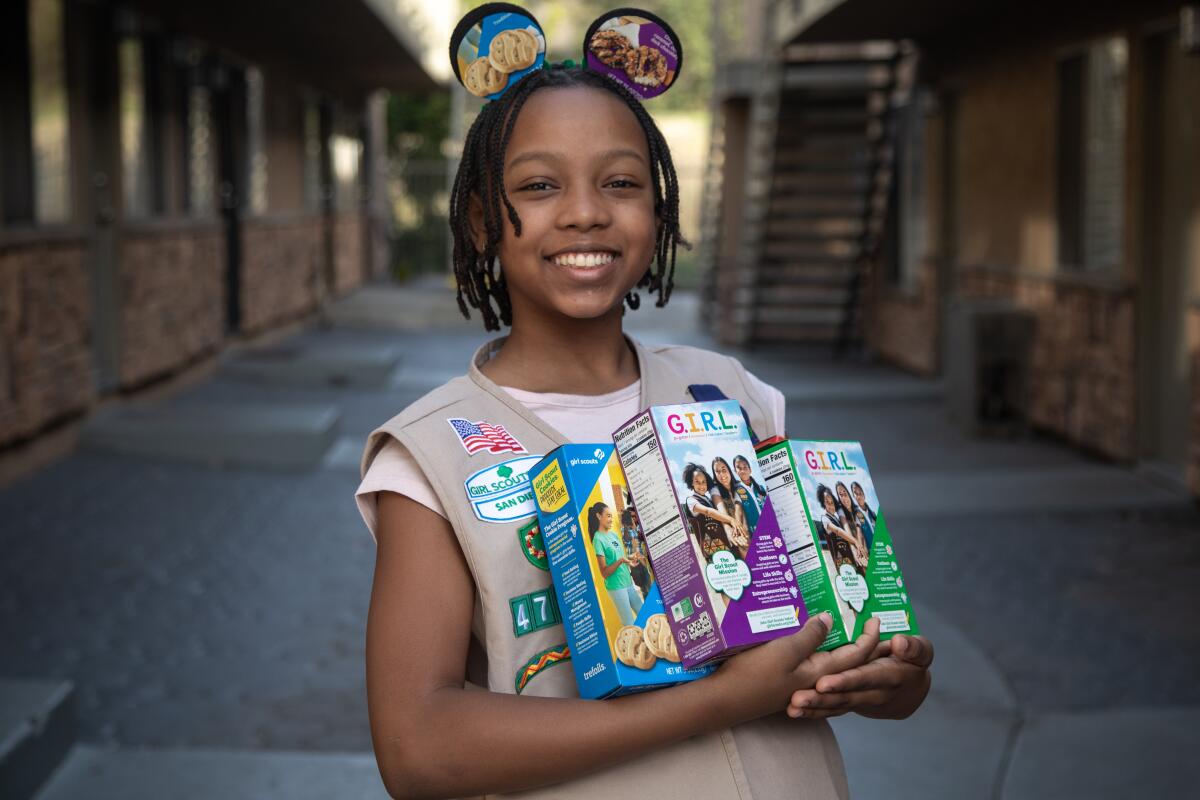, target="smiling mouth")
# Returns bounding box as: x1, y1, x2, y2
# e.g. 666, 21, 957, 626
549, 251, 617, 268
